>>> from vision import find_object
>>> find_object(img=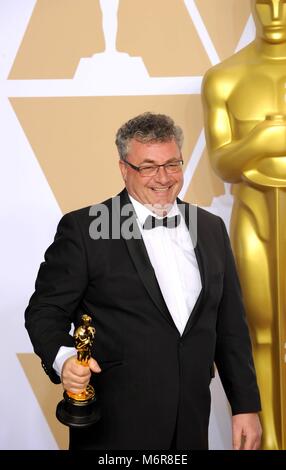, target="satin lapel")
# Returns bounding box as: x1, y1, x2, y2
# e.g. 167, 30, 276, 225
118, 190, 175, 327
178, 200, 206, 337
